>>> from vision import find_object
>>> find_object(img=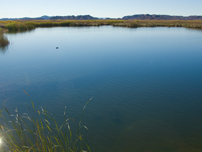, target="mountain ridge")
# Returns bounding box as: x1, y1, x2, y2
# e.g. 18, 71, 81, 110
1, 14, 202, 21
122, 14, 202, 20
